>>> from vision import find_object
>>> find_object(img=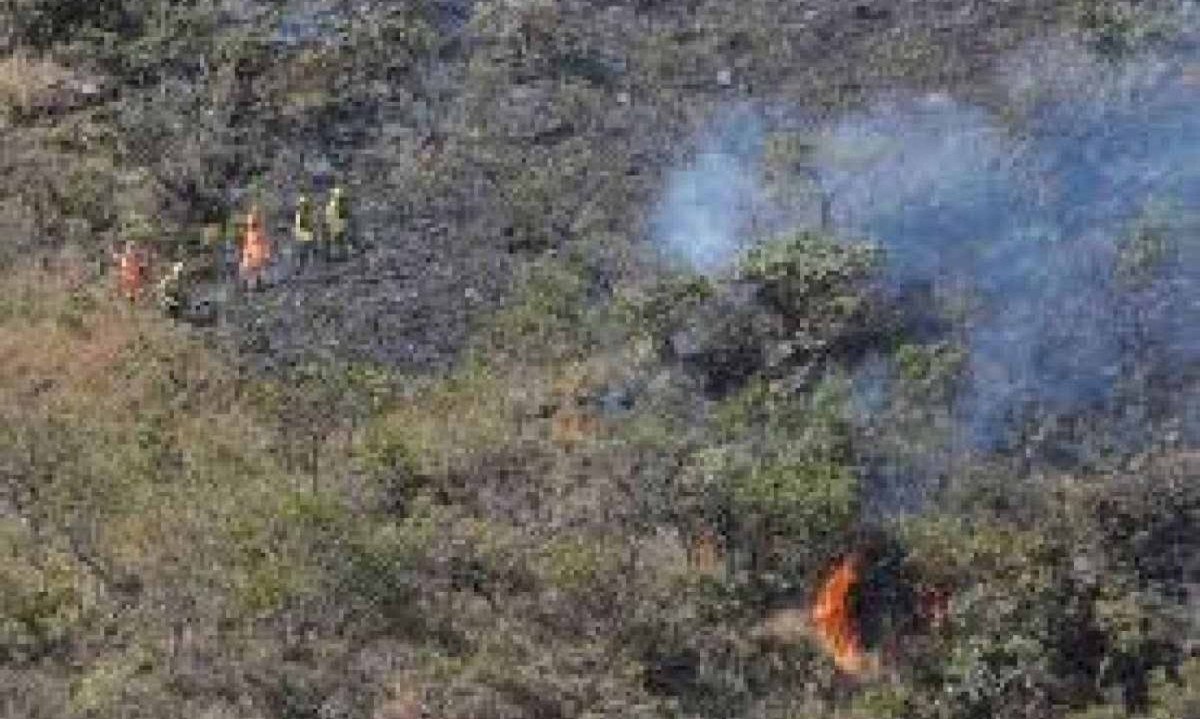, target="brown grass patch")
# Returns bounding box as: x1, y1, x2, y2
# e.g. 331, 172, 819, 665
0, 250, 235, 415
0, 53, 81, 114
